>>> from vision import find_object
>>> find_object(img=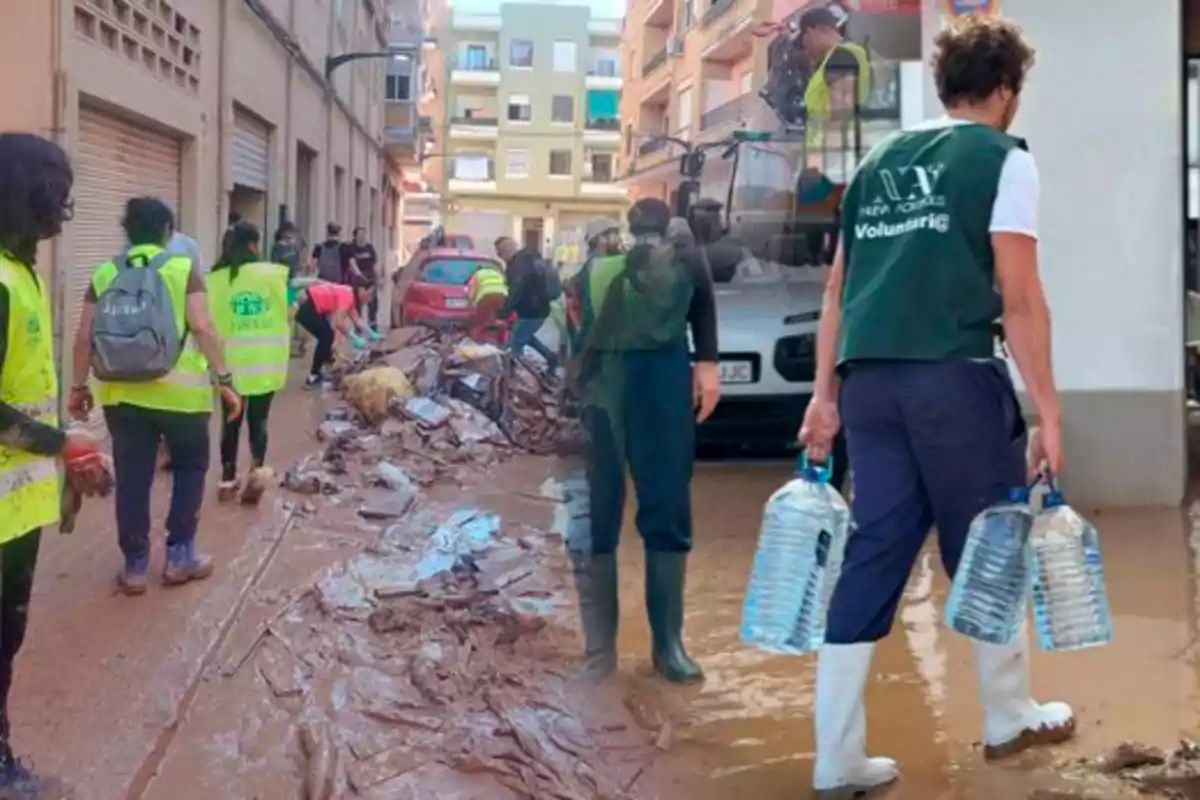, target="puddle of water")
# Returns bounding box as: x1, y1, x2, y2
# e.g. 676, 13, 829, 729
610, 463, 1200, 798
